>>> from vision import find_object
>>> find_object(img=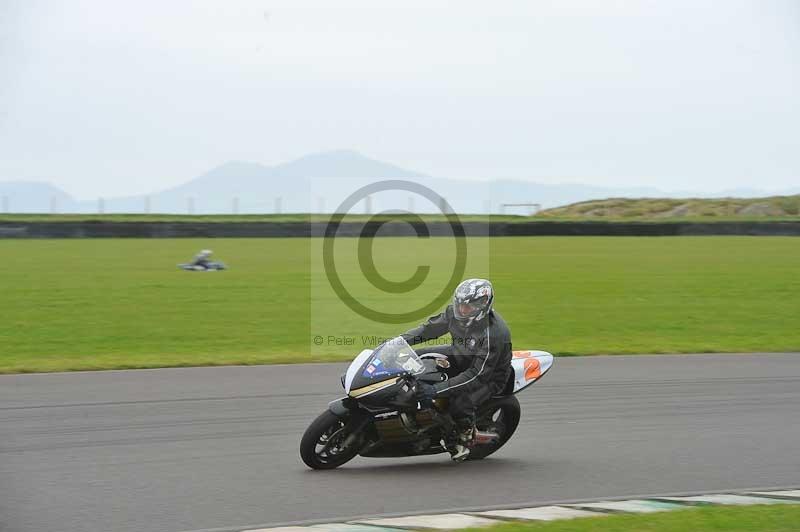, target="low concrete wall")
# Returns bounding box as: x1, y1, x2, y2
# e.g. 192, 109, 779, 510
2, 220, 800, 238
